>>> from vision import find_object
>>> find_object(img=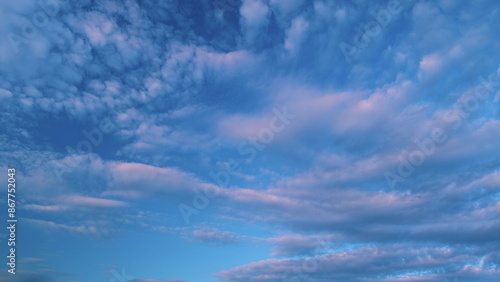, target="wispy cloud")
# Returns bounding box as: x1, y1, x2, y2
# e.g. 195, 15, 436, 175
1, 0, 499, 281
